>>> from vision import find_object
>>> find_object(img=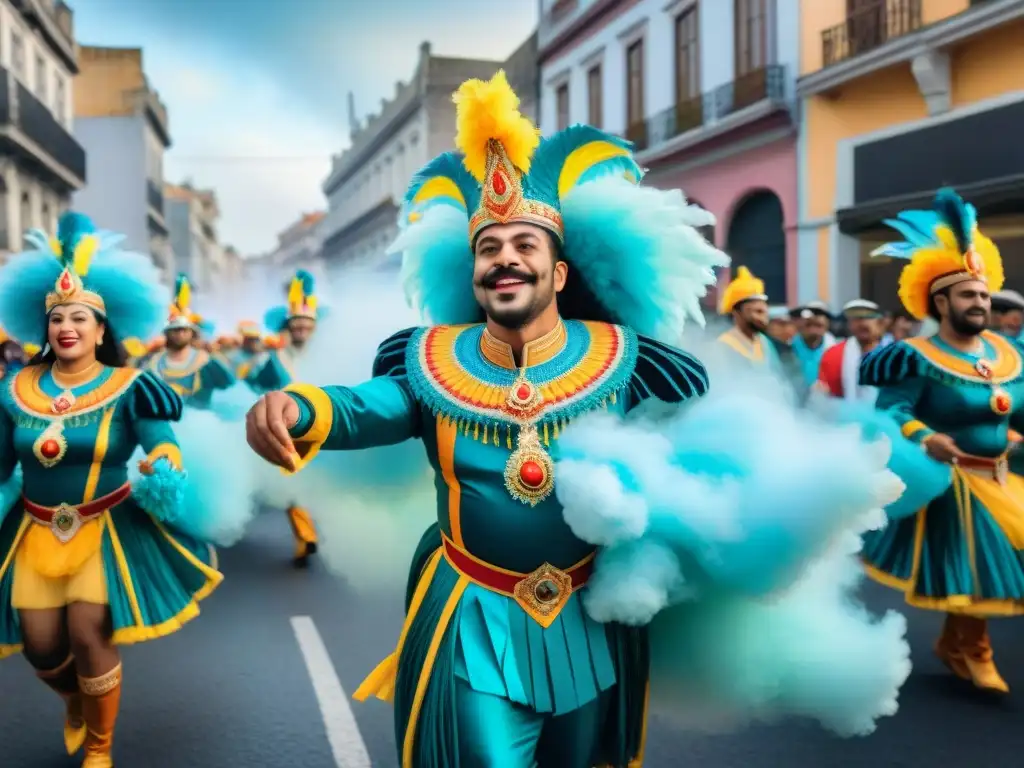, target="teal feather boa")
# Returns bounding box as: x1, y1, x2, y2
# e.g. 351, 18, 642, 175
554, 389, 911, 735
